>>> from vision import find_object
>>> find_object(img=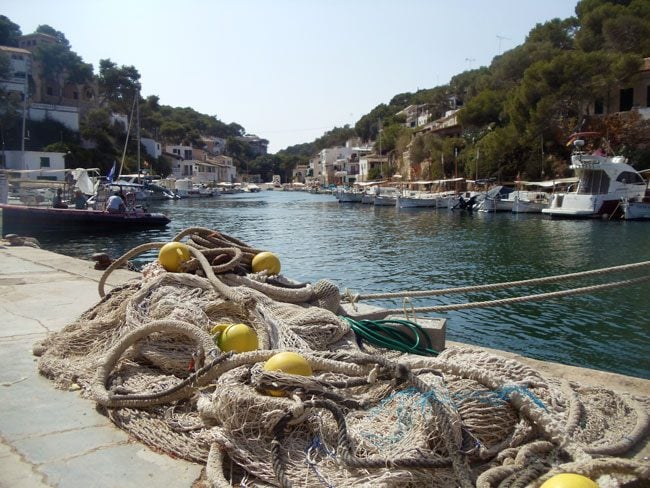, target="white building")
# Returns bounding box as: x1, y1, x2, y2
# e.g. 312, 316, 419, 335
166, 151, 237, 184
316, 146, 354, 185
358, 154, 389, 182
165, 144, 194, 160
0, 45, 31, 97
3, 150, 66, 178
29, 103, 79, 131
141, 137, 162, 159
